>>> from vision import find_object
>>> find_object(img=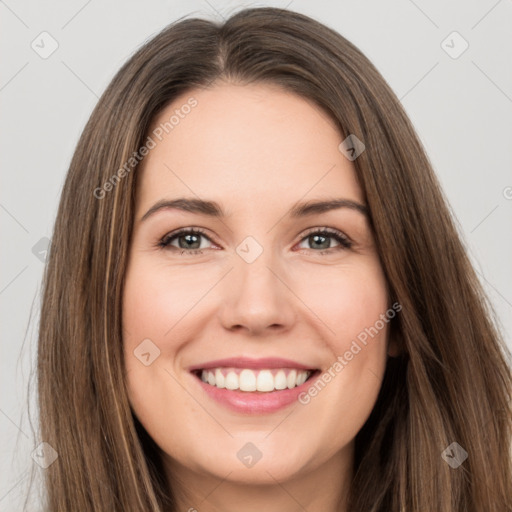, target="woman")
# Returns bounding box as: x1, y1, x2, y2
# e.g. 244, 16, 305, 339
35, 7, 512, 511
